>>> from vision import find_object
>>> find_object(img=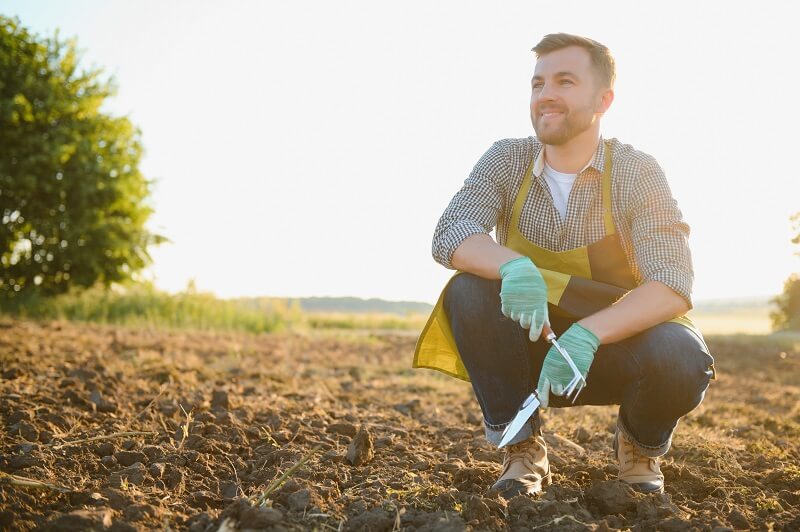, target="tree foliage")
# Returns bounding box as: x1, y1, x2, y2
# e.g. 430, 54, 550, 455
0, 16, 164, 305
771, 212, 800, 331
